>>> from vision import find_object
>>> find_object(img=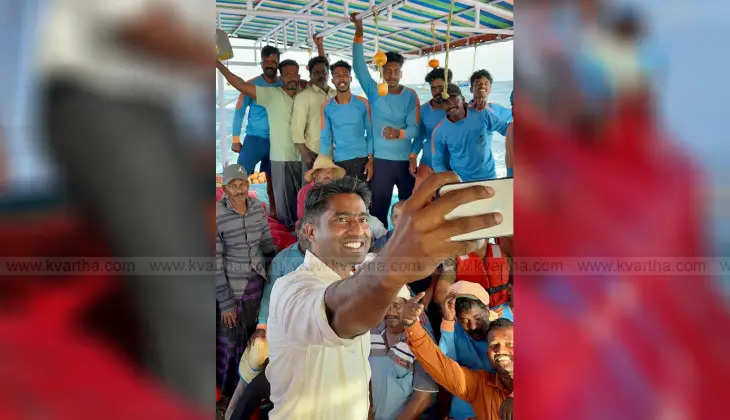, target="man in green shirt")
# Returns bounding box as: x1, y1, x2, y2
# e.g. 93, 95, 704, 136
217, 59, 303, 229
